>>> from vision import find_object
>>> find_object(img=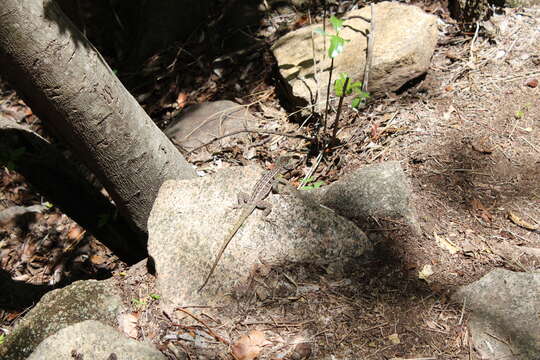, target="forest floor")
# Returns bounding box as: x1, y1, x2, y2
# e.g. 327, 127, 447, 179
1, 2, 539, 359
